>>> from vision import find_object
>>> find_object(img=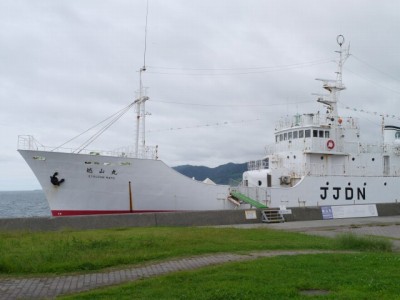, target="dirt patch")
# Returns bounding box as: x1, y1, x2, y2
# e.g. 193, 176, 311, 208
299, 289, 331, 296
